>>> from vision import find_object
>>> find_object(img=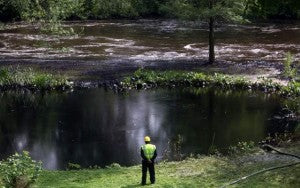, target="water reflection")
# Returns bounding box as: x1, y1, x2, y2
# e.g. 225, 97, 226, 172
0, 88, 297, 169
